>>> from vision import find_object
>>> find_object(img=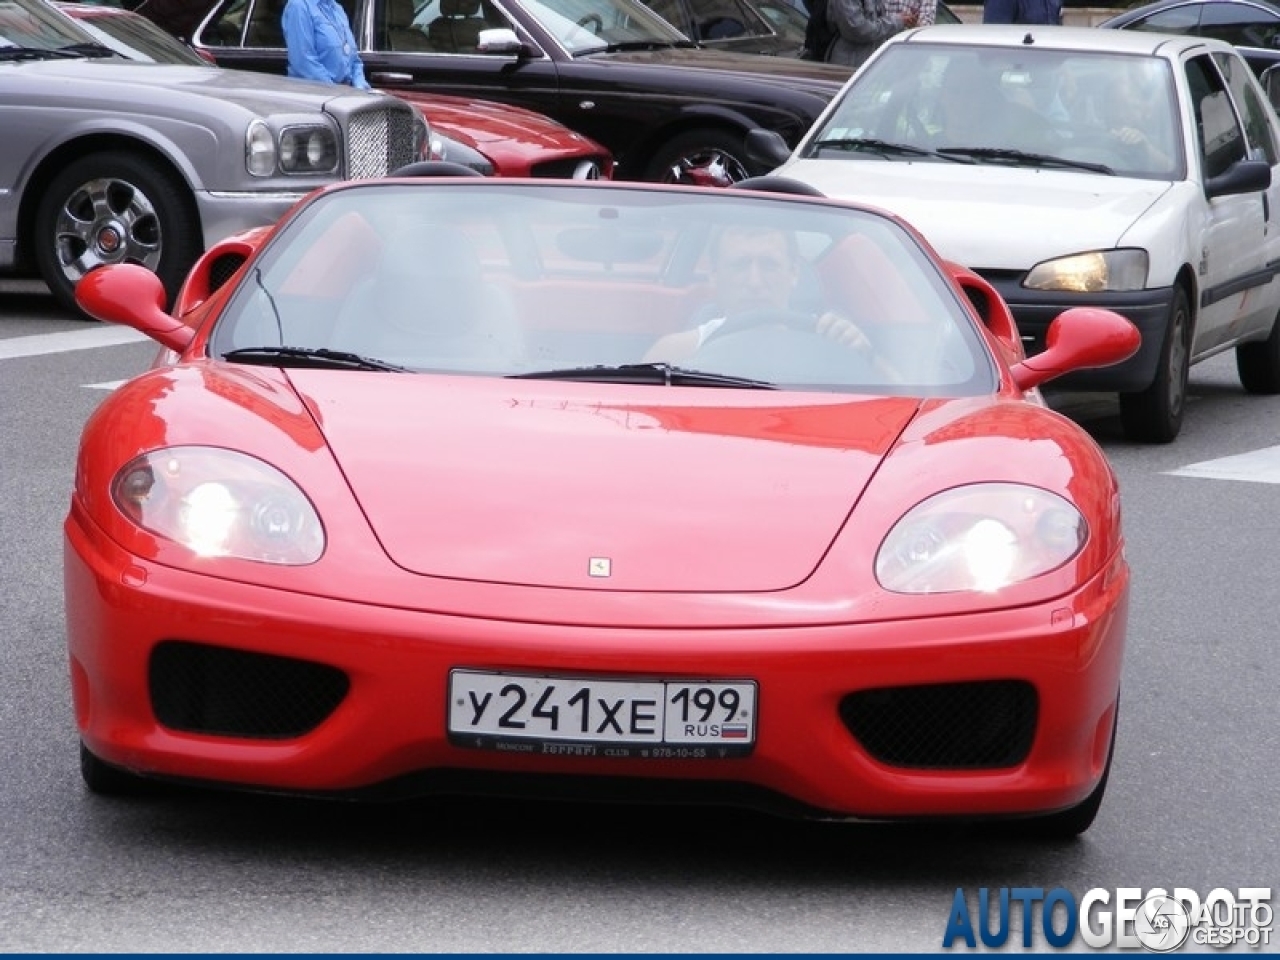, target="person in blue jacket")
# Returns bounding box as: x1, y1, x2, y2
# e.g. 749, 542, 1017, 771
982, 0, 1062, 24
283, 0, 372, 89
